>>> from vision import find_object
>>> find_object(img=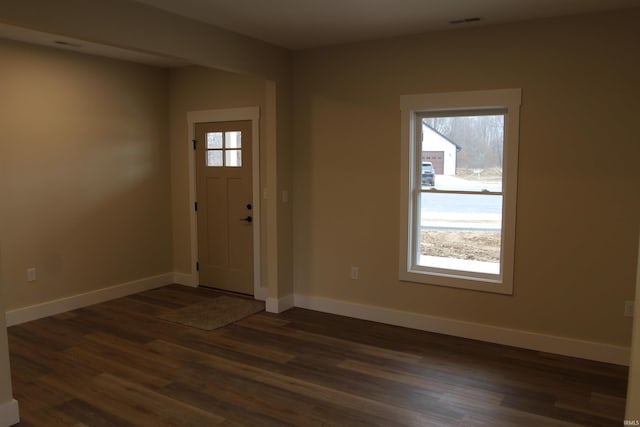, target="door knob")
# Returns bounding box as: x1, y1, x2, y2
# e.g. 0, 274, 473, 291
240, 216, 253, 223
